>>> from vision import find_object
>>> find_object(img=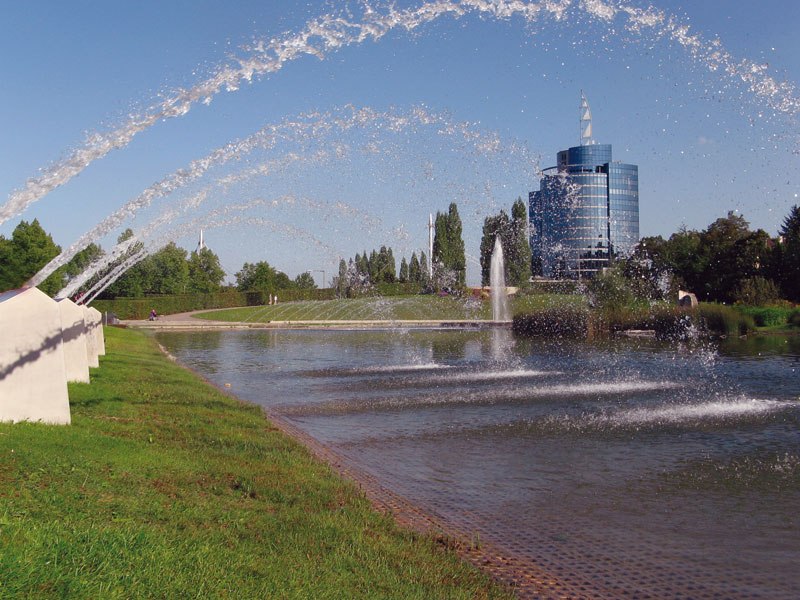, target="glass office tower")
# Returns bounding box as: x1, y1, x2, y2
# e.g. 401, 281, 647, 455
529, 132, 639, 278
